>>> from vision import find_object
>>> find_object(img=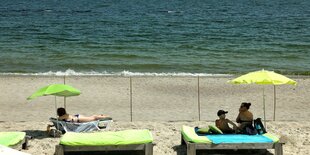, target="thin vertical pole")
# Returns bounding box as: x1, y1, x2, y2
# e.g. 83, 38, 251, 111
55, 96, 59, 130
64, 97, 66, 109
130, 77, 133, 122
263, 87, 266, 129
198, 76, 201, 121
55, 96, 57, 115
273, 85, 276, 121
64, 76, 66, 109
